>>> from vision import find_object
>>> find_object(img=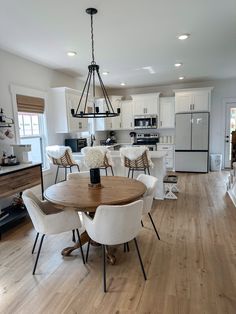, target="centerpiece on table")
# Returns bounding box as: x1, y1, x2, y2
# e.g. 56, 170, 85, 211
84, 148, 104, 188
